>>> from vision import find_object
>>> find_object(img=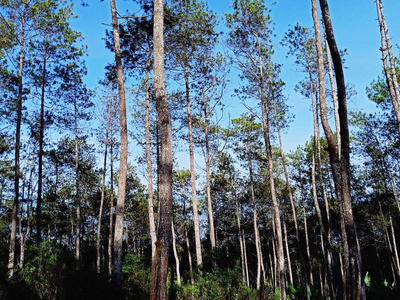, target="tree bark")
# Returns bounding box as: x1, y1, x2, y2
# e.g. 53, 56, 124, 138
376, 0, 400, 134
150, 0, 174, 298
145, 54, 157, 258
313, 0, 365, 298
202, 95, 216, 249
8, 14, 25, 278
74, 95, 81, 262
171, 221, 181, 285
108, 125, 115, 276
184, 64, 202, 267
36, 53, 47, 246
246, 140, 263, 291
97, 96, 112, 274
109, 0, 128, 288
